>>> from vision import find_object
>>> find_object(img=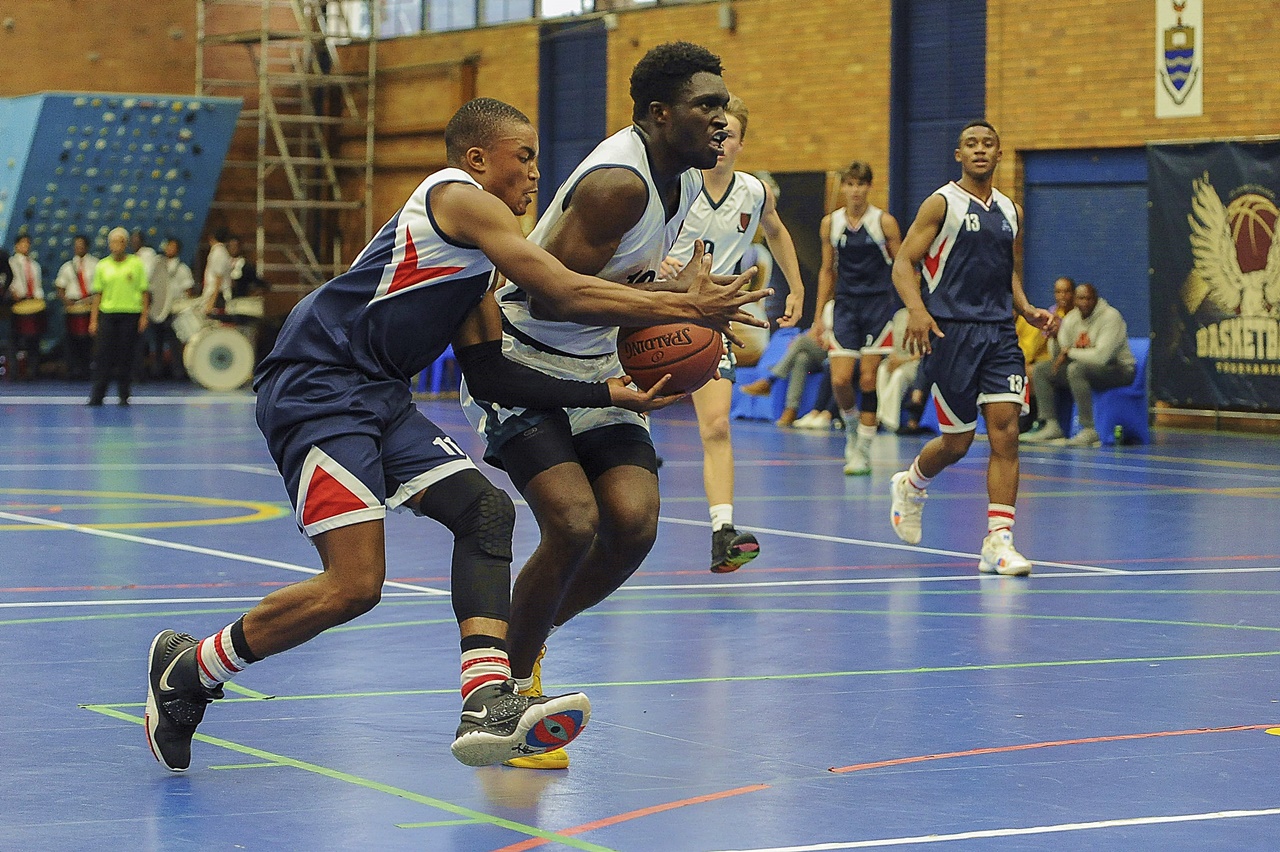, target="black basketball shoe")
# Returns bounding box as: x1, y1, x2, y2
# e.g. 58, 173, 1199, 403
450, 678, 590, 767
145, 630, 224, 771
710, 526, 760, 573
